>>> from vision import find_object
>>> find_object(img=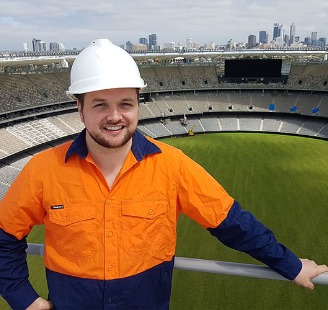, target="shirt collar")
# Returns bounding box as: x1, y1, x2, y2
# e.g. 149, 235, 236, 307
65, 129, 161, 162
